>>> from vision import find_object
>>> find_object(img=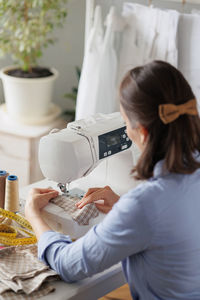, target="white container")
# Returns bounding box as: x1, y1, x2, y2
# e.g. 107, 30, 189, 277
0, 66, 59, 124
